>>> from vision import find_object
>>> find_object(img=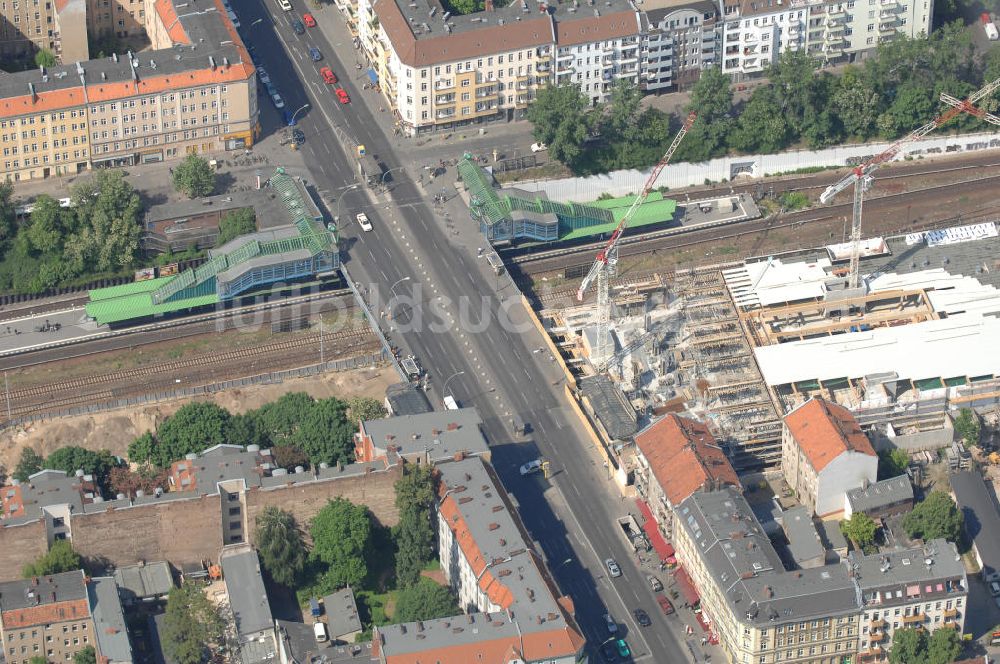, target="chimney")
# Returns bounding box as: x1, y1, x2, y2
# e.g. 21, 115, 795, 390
447, 422, 459, 431
488, 523, 500, 531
